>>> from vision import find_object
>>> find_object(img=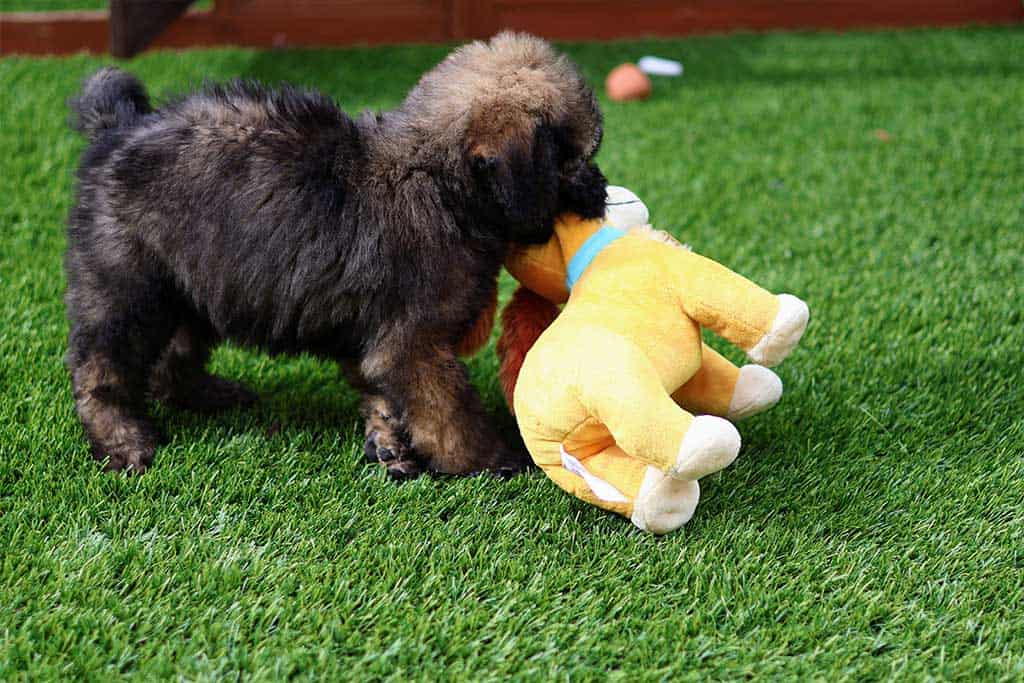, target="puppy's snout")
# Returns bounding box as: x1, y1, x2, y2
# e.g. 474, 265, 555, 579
562, 160, 600, 185
559, 161, 608, 219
